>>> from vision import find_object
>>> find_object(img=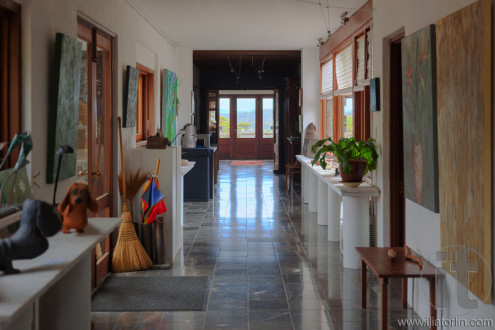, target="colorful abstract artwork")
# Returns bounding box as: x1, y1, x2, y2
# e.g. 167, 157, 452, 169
401, 24, 438, 213
162, 69, 177, 142
437, 0, 491, 303
124, 65, 139, 128
47, 33, 82, 183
